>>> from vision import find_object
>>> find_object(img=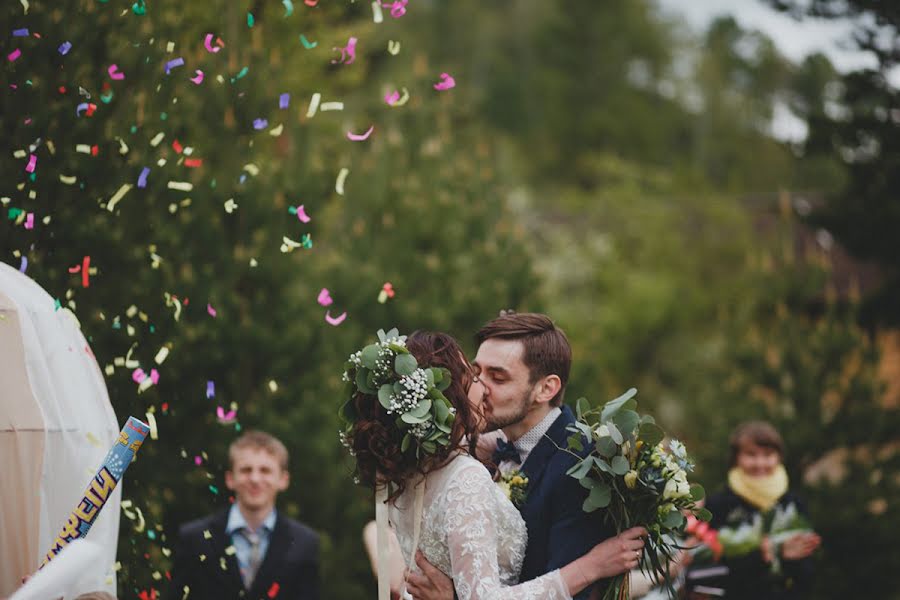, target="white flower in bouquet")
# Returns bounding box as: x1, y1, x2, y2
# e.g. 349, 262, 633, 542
663, 468, 691, 500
